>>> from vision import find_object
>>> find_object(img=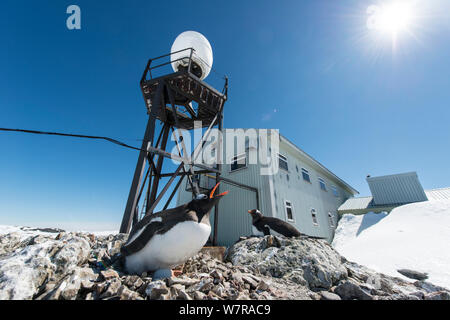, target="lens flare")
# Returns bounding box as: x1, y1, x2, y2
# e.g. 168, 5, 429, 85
367, 2, 414, 35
